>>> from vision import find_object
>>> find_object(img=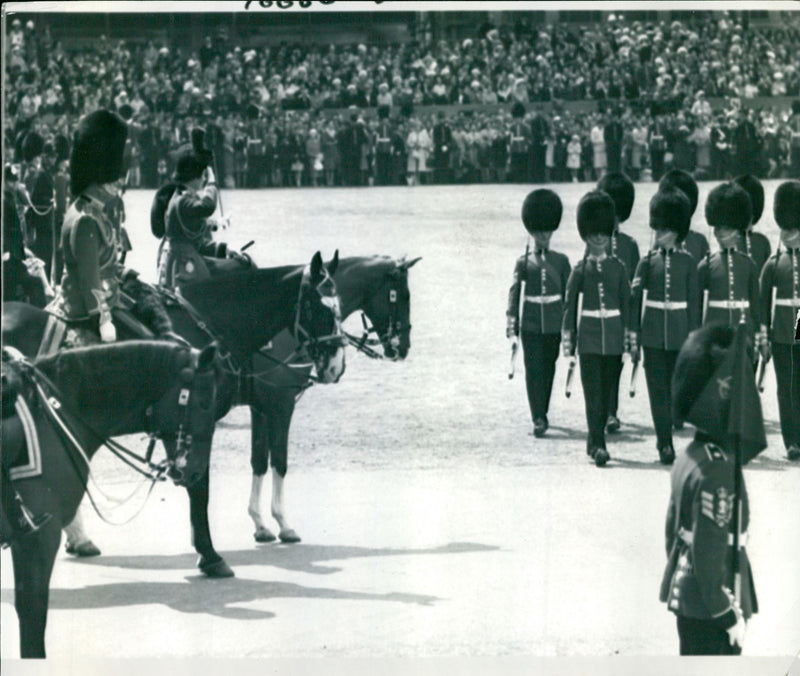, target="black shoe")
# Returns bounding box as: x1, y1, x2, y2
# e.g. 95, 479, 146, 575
605, 415, 621, 434
658, 445, 676, 465
788, 445, 800, 461
586, 443, 597, 458
533, 417, 548, 438
594, 447, 610, 467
